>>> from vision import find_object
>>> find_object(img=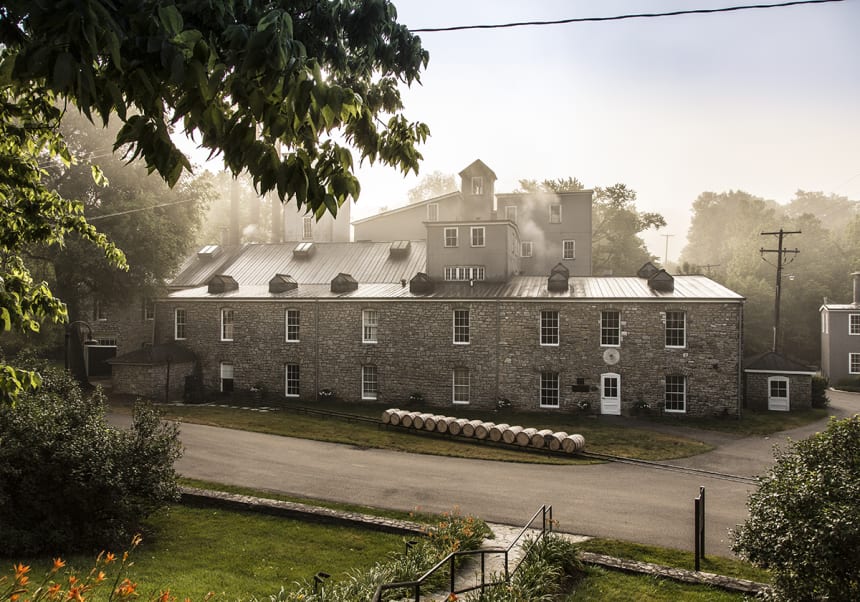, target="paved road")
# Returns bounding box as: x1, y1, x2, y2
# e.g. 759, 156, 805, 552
121, 389, 859, 558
